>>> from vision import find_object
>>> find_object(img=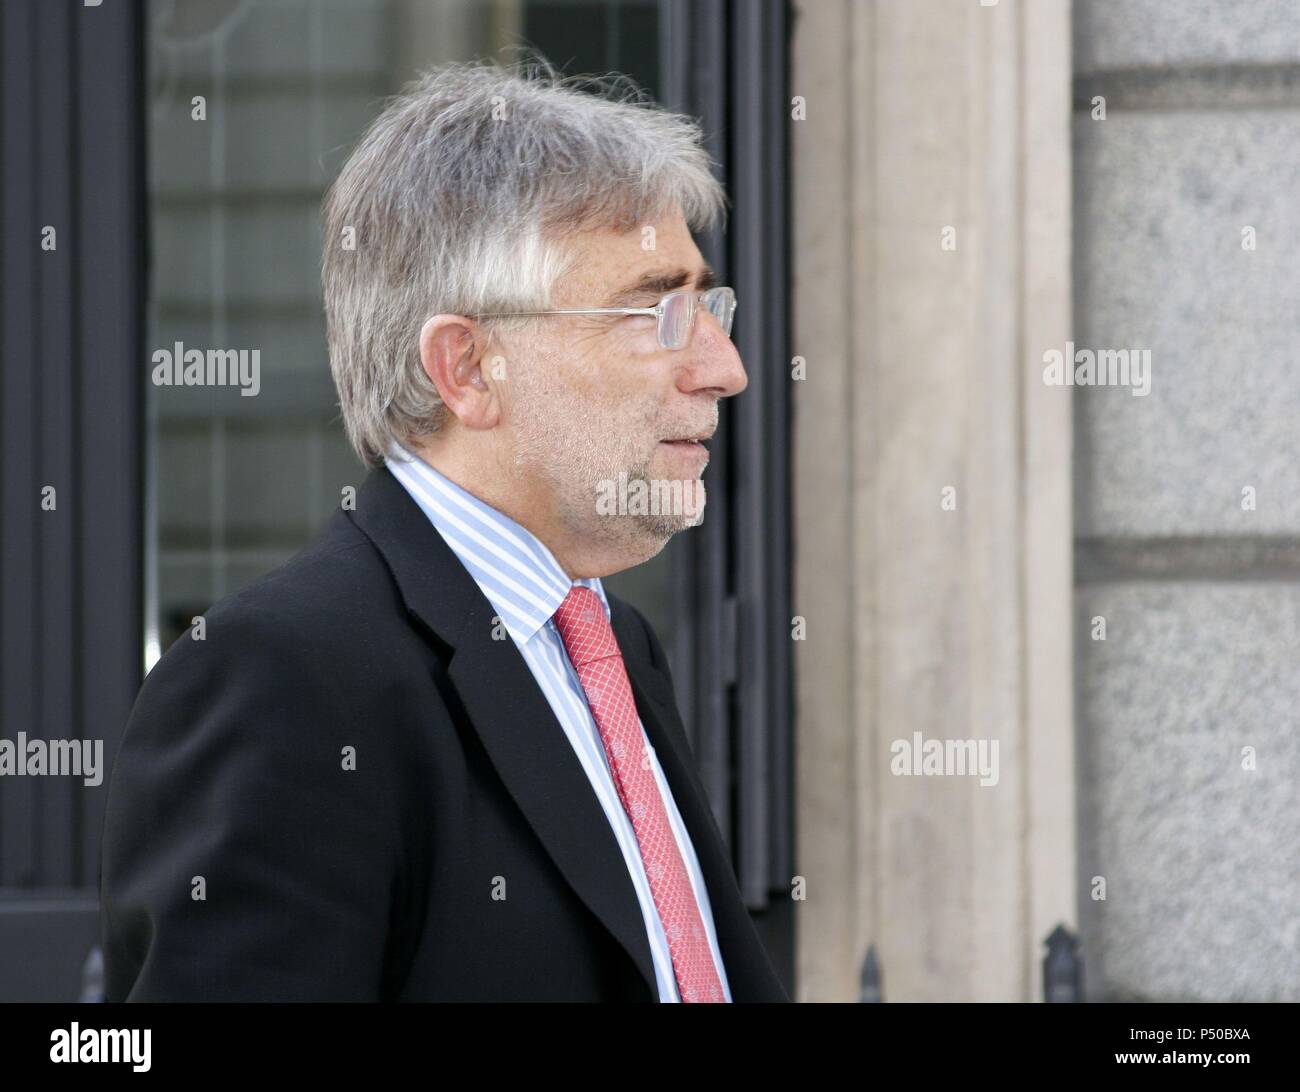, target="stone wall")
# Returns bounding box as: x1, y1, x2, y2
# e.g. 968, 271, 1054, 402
1073, 0, 1300, 1002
